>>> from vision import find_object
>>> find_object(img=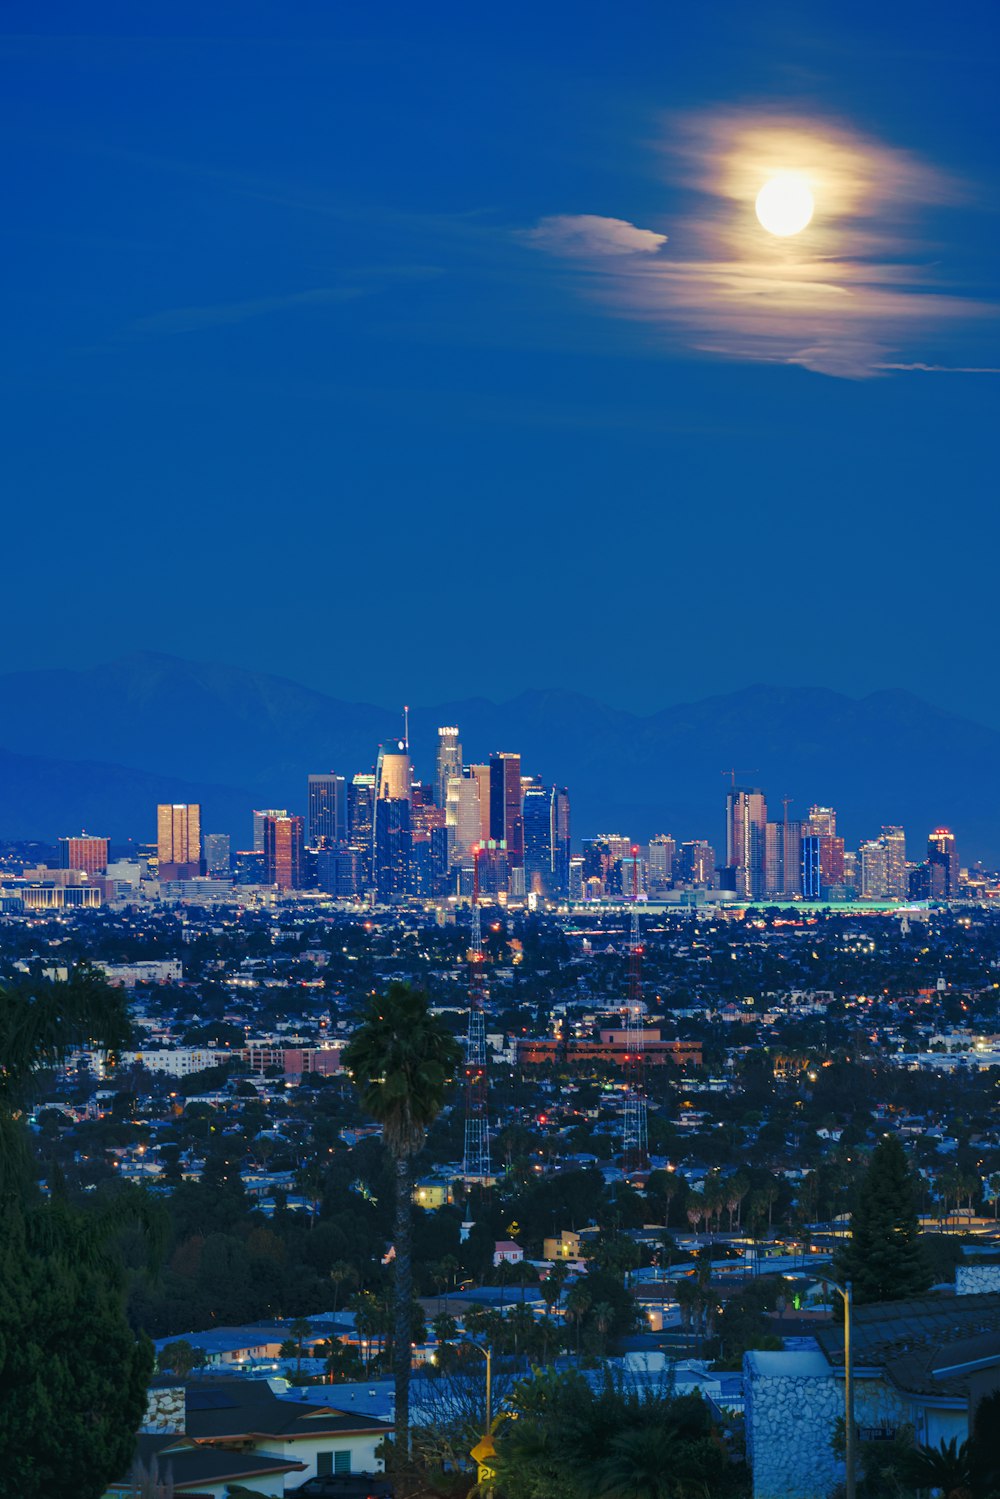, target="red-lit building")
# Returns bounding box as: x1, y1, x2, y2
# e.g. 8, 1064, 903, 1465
516, 1036, 701, 1069
58, 834, 109, 876
263, 814, 305, 890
